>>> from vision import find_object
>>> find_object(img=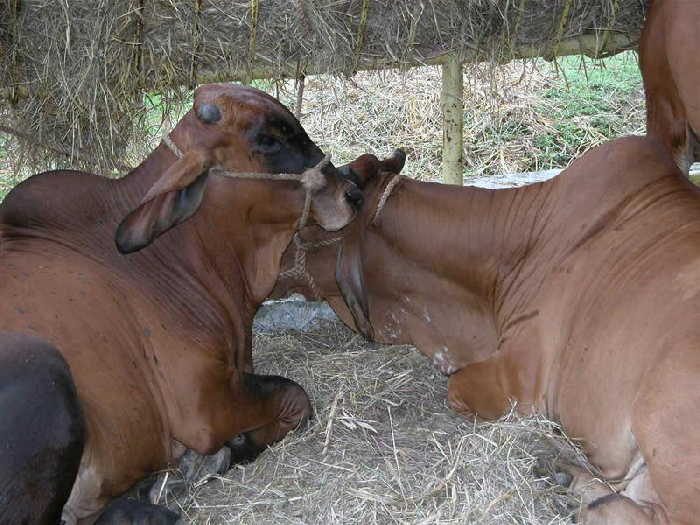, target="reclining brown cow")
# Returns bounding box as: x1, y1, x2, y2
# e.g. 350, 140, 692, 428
640, 0, 700, 173
272, 136, 700, 524
0, 83, 361, 524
